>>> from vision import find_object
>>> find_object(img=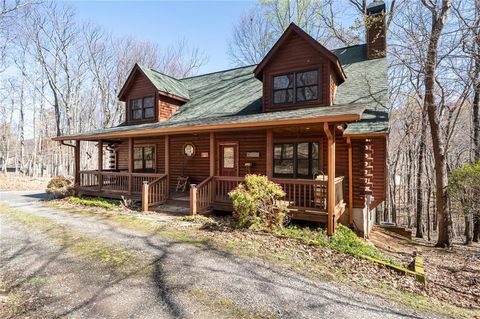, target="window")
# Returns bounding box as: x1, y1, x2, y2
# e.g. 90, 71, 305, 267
273, 74, 294, 104
223, 146, 235, 168
133, 146, 155, 172
130, 96, 155, 120
273, 142, 319, 178
296, 71, 318, 102
272, 70, 319, 104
